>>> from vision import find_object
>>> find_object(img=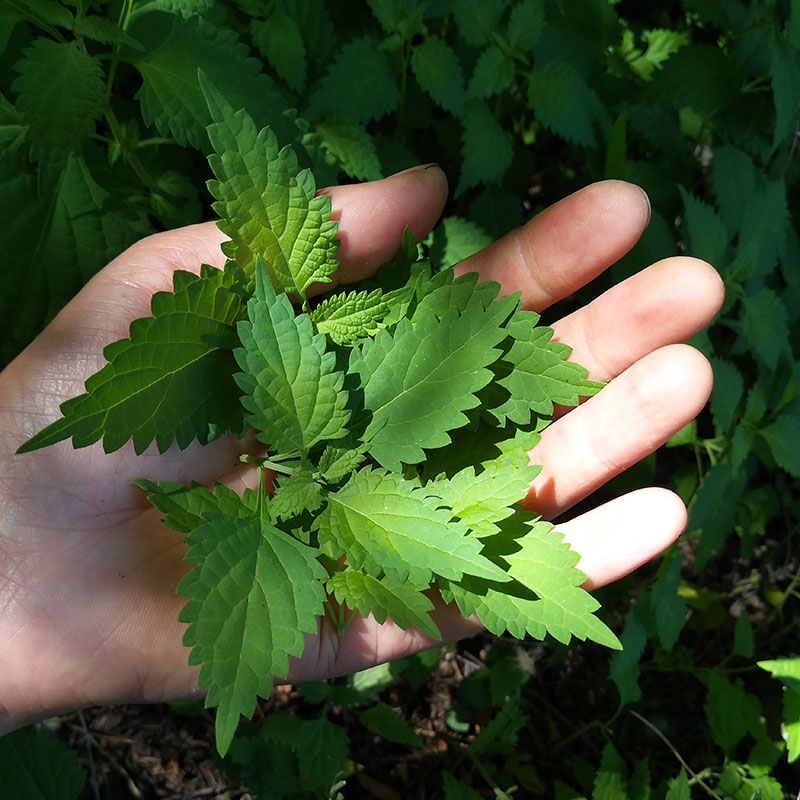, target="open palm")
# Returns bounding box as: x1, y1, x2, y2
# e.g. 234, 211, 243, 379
0, 167, 722, 733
